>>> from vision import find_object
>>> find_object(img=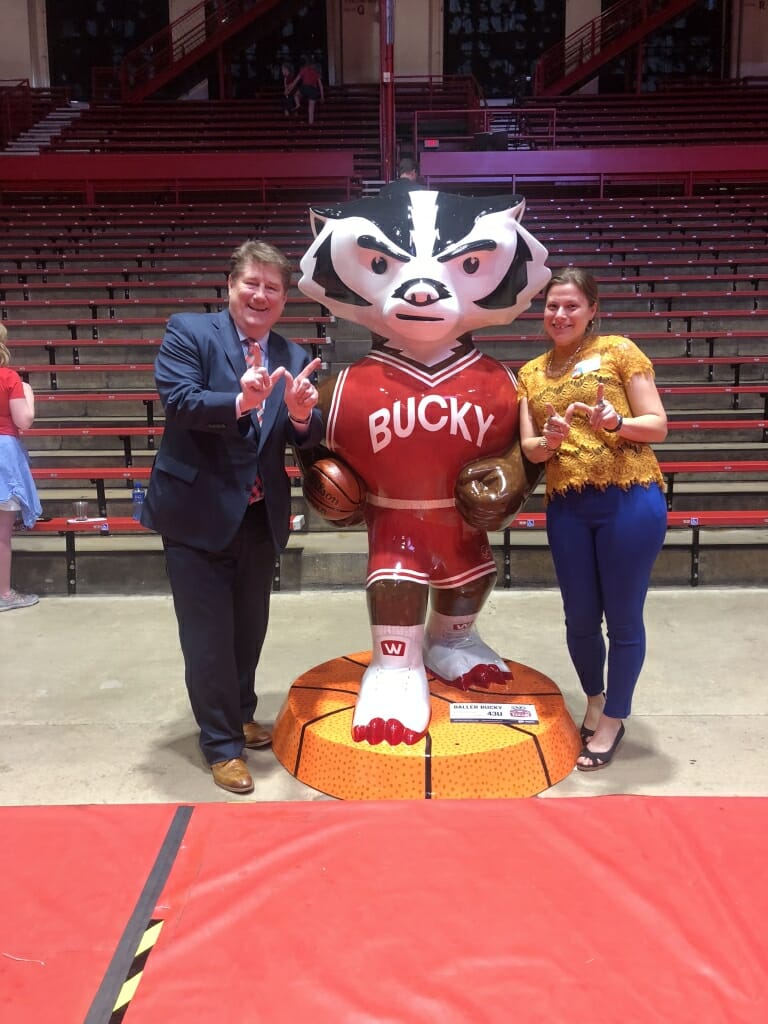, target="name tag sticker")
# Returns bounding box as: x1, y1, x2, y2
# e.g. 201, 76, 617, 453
573, 354, 601, 377
449, 702, 539, 724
